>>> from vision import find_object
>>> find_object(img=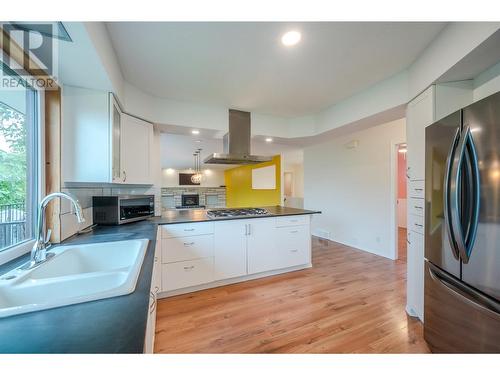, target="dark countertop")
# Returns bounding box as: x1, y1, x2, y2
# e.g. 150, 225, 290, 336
0, 220, 158, 354
152, 205, 321, 225
0, 206, 320, 353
